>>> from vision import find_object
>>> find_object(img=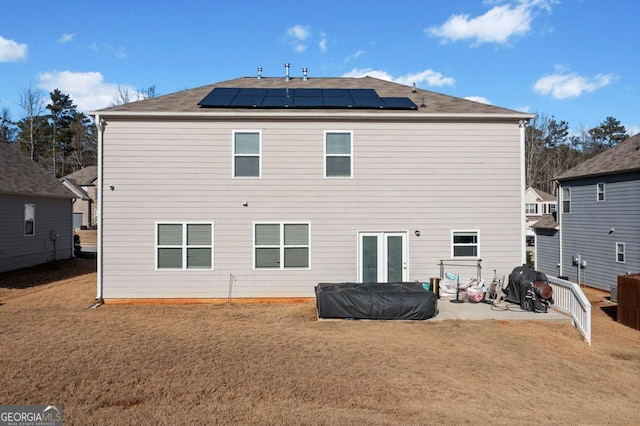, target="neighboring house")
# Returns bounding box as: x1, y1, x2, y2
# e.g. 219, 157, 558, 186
534, 133, 640, 291
60, 166, 98, 229
92, 72, 533, 301
524, 187, 557, 247
0, 141, 75, 273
